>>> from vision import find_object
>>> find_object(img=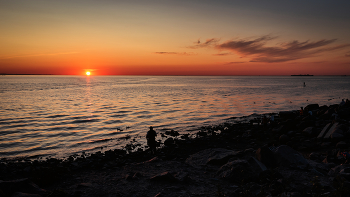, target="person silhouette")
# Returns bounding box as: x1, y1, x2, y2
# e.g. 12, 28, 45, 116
146, 126, 157, 154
